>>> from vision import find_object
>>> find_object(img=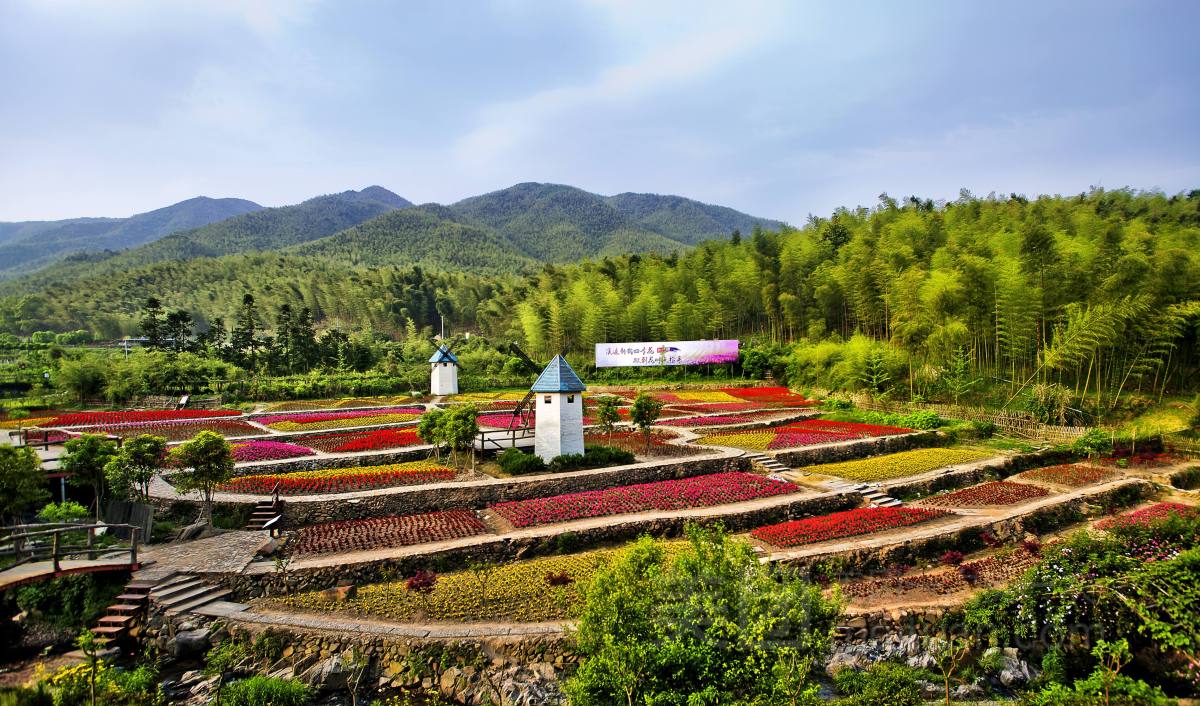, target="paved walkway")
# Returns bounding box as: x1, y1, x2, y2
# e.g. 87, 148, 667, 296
139, 531, 271, 575
0, 557, 138, 591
